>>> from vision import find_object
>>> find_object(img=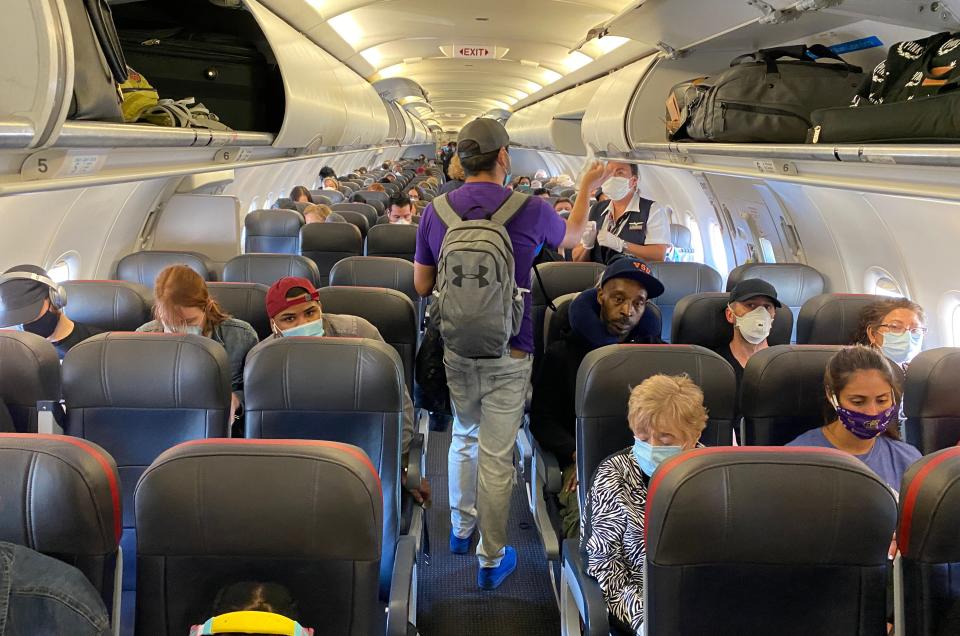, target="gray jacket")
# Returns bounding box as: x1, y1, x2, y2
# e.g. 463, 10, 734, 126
0, 542, 110, 636
136, 318, 260, 393
267, 313, 415, 454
